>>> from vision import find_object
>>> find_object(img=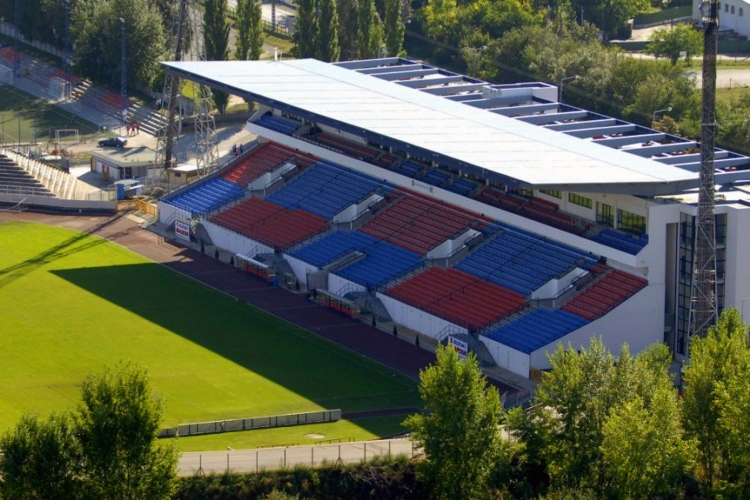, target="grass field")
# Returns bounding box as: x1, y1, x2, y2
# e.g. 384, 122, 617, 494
173, 415, 409, 452
0, 221, 420, 440
0, 85, 98, 145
